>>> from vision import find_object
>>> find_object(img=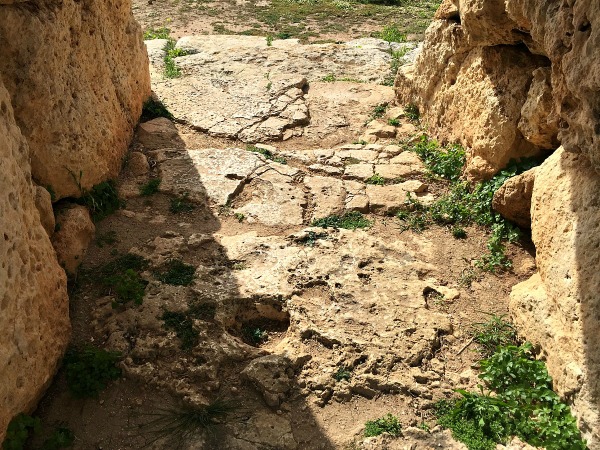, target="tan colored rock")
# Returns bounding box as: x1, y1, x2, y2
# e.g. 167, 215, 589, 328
52, 205, 96, 276
137, 118, 183, 150
34, 185, 55, 238
366, 181, 430, 214
241, 355, 294, 407
343, 164, 374, 181
398, 41, 544, 179
127, 152, 150, 177
364, 120, 397, 139
0, 1, 151, 199
492, 168, 536, 229
518, 68, 559, 149
0, 81, 69, 442
305, 176, 346, 220
510, 148, 600, 446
